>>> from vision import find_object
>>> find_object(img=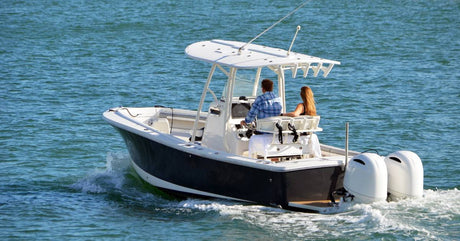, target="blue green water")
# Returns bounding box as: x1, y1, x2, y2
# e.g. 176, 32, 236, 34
1, 0, 459, 240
